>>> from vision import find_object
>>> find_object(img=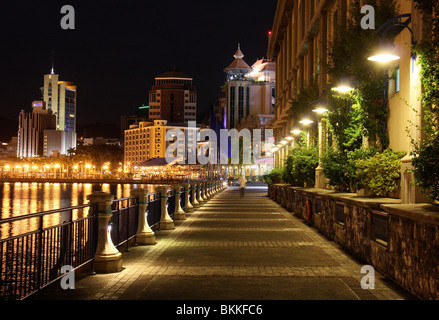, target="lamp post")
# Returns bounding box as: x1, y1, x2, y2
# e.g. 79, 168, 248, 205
299, 119, 314, 147
312, 107, 329, 189
367, 14, 415, 63
367, 13, 421, 204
